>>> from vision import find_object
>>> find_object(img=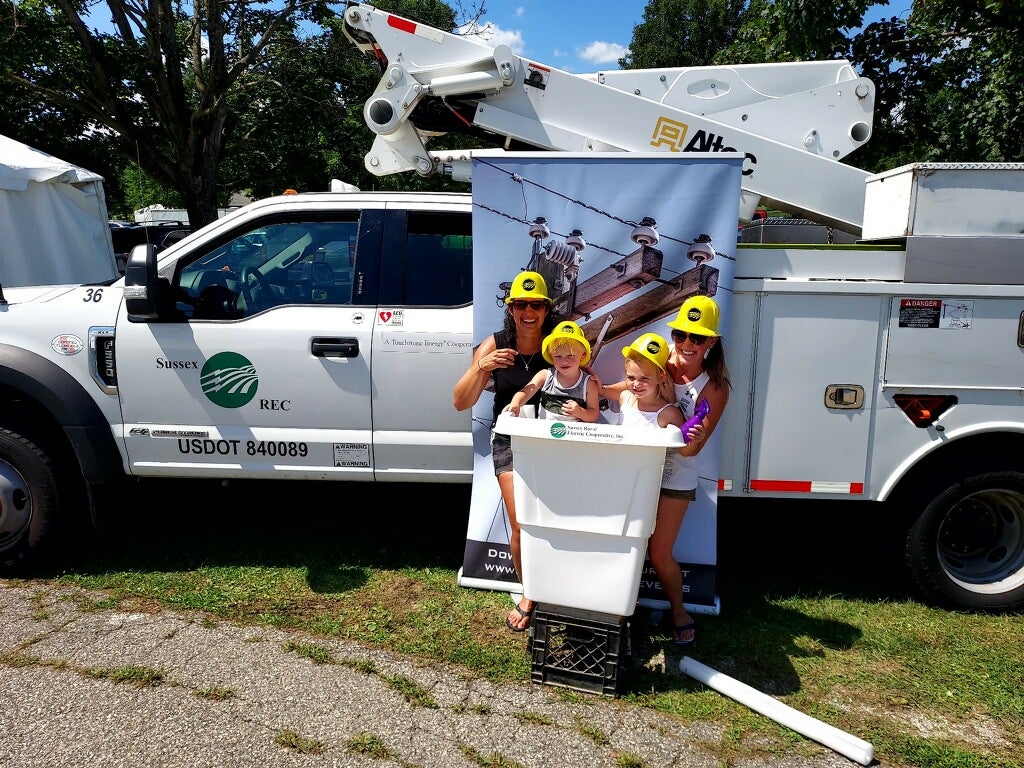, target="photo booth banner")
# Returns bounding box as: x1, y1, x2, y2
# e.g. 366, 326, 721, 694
456, 153, 743, 614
